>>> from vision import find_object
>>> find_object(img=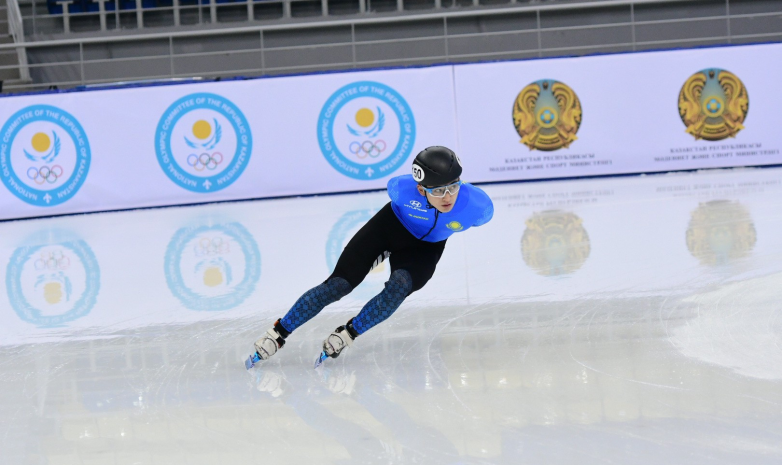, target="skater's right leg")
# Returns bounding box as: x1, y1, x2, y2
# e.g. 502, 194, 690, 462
279, 277, 353, 333
320, 269, 413, 360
